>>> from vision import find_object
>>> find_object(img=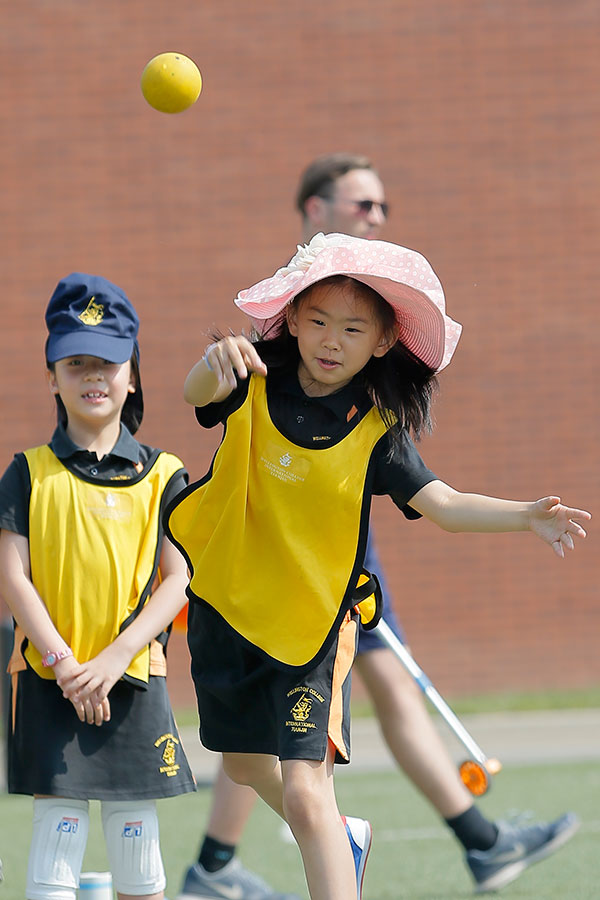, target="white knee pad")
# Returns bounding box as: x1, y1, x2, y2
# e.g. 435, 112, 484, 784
101, 800, 165, 896
26, 798, 89, 900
